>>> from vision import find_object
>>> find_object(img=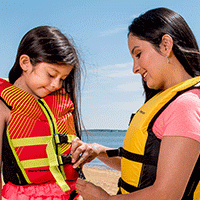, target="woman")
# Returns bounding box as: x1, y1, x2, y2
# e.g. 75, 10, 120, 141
71, 8, 200, 199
